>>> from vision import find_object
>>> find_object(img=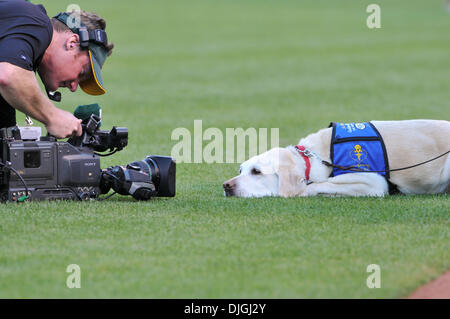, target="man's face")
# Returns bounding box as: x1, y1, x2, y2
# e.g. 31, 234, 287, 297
38, 33, 91, 92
